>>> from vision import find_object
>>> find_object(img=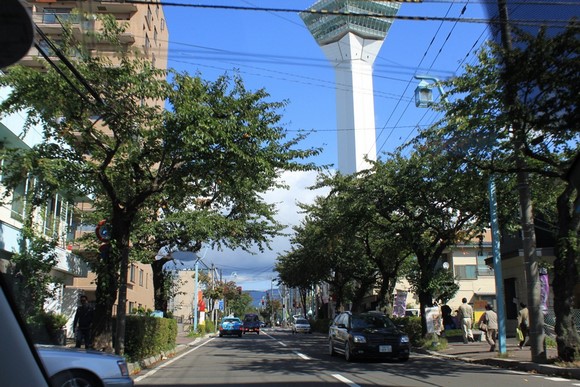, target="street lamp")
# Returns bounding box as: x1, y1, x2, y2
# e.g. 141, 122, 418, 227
414, 75, 447, 108
414, 75, 507, 354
